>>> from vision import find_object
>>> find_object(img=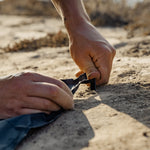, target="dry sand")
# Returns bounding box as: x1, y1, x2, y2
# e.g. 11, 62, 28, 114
0, 15, 150, 150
